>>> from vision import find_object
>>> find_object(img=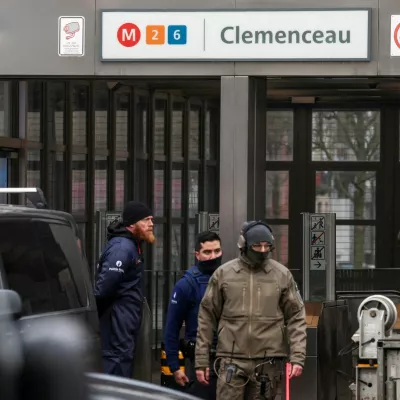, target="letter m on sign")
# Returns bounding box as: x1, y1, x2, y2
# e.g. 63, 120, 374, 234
123, 28, 135, 41
117, 23, 141, 47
